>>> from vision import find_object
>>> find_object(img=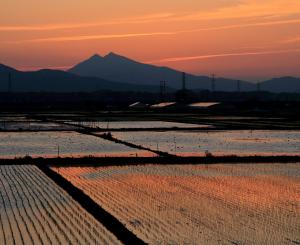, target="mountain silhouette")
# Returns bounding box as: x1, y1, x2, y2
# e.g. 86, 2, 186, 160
69, 52, 256, 91
260, 77, 300, 93
0, 63, 17, 73
1, 54, 300, 93
0, 64, 158, 92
